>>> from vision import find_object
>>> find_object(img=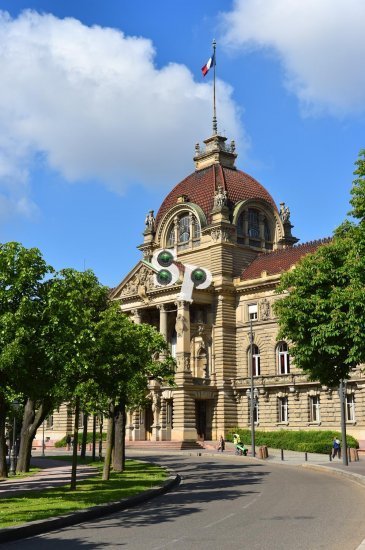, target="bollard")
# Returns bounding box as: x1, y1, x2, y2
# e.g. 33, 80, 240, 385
329, 453, 332, 462
305, 452, 308, 462
281, 448, 284, 461
348, 447, 352, 463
